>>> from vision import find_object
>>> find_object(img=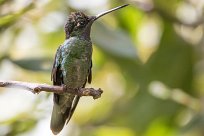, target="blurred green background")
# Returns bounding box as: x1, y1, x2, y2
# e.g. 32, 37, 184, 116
0, 0, 204, 136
